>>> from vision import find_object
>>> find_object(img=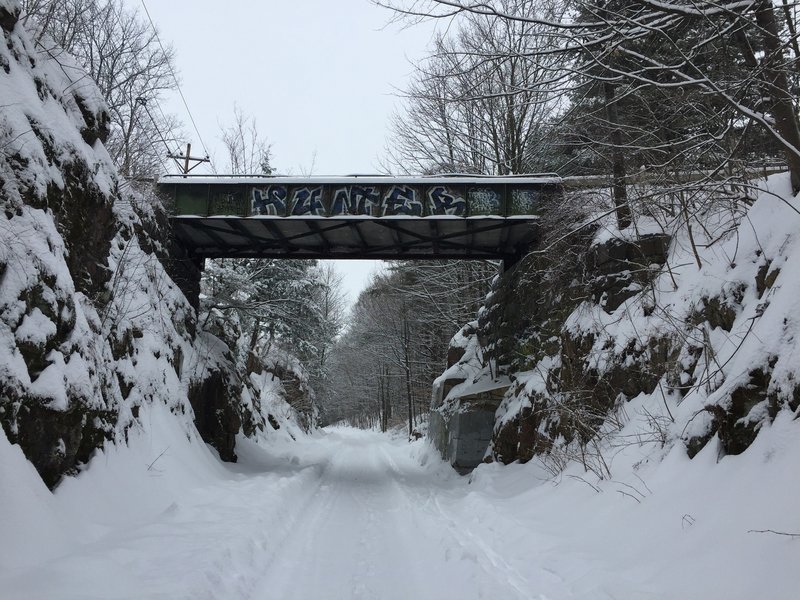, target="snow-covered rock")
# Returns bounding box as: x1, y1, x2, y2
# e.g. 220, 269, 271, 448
0, 0, 311, 487
434, 177, 800, 475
